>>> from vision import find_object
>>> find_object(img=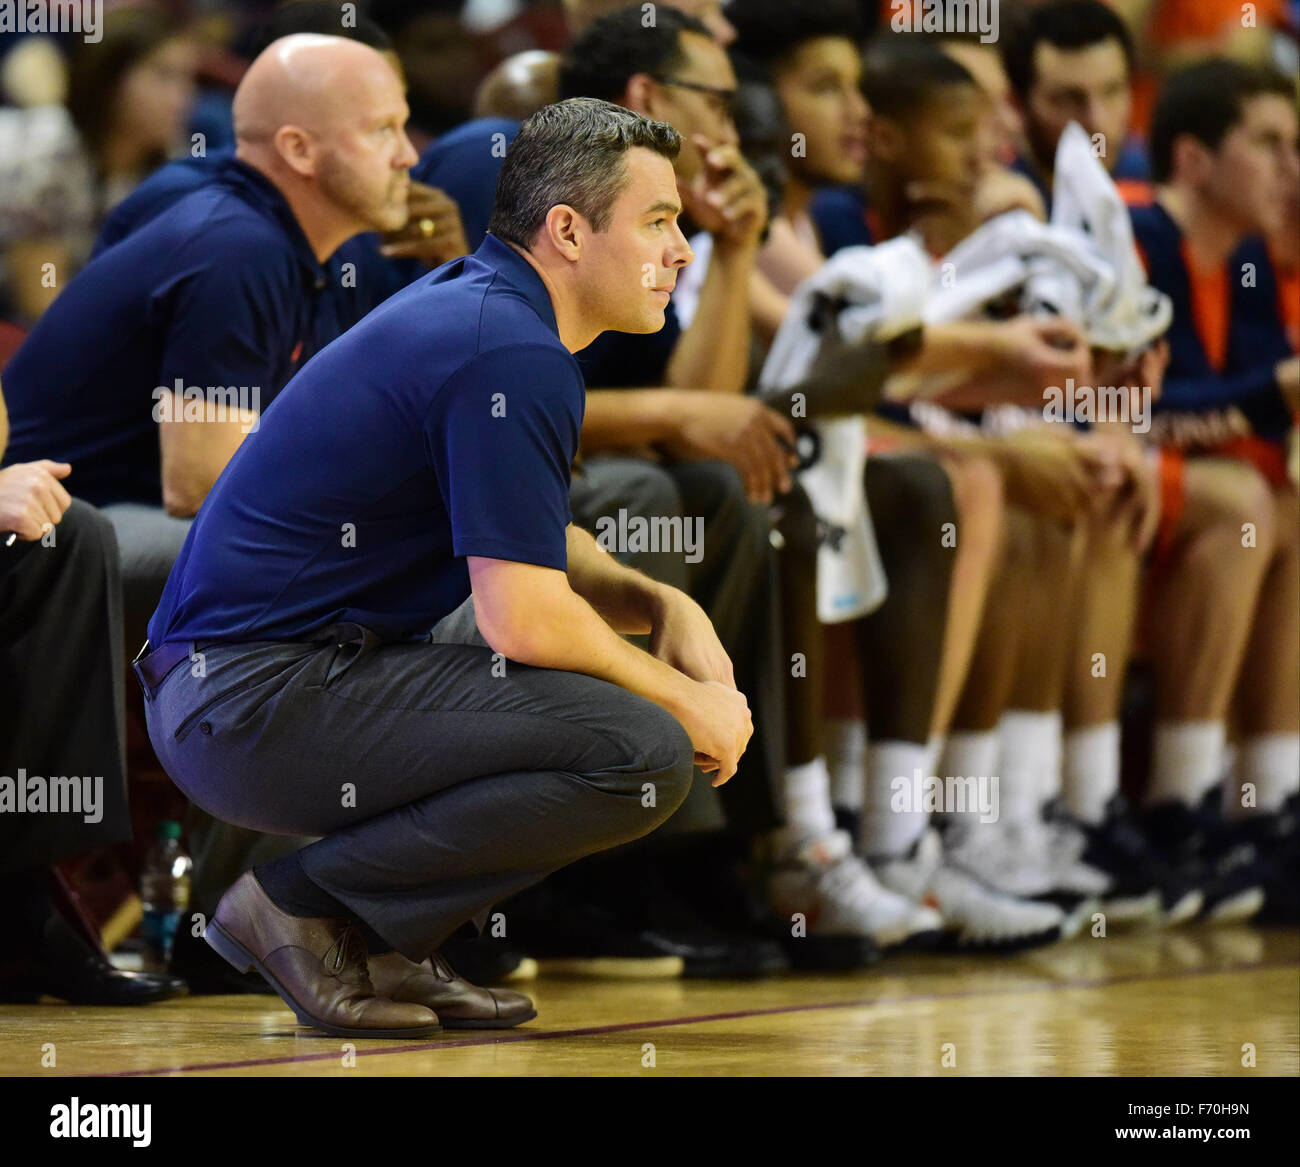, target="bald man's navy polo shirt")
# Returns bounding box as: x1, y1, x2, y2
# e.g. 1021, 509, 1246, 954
148, 233, 585, 646
1, 158, 329, 507
93, 150, 419, 343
